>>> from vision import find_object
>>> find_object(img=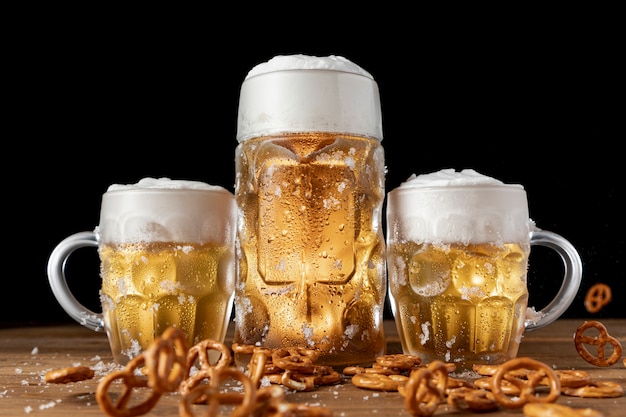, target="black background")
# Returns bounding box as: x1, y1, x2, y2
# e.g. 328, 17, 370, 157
5, 12, 623, 327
